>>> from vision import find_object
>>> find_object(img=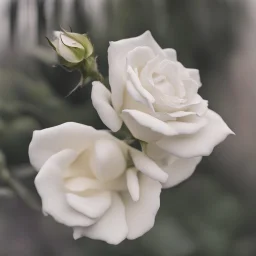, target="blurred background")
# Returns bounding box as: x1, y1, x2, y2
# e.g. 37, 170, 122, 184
0, 0, 254, 255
